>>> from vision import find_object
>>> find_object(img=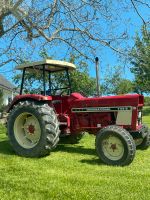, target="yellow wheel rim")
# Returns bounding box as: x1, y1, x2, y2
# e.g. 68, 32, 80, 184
102, 135, 124, 161
14, 112, 41, 149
